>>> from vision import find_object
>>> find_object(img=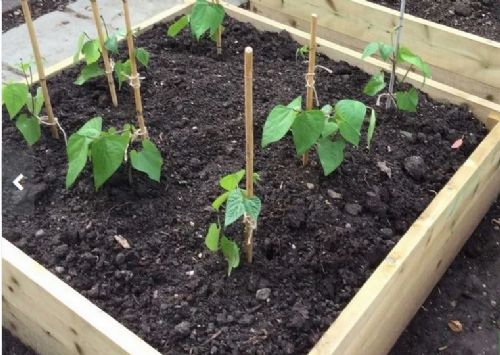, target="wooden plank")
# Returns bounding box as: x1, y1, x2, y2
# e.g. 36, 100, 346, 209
249, 0, 500, 104
2, 239, 162, 355
310, 119, 500, 355
223, 2, 500, 129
